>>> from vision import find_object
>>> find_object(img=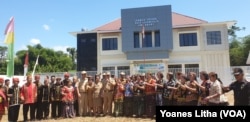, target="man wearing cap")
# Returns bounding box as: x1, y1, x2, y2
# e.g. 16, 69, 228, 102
76, 71, 88, 116
62, 72, 70, 86
223, 68, 250, 105
20, 74, 37, 121
8, 77, 21, 122
119, 72, 126, 85
34, 74, 43, 120
102, 71, 116, 116
86, 75, 95, 116
50, 77, 62, 119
